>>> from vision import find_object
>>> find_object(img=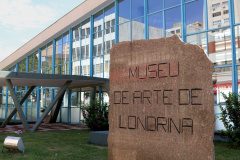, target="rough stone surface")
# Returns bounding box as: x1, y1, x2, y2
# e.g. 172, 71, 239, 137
108, 35, 215, 160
